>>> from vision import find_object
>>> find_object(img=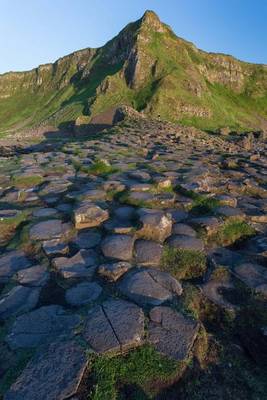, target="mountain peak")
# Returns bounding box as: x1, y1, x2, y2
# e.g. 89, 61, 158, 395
140, 10, 166, 32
